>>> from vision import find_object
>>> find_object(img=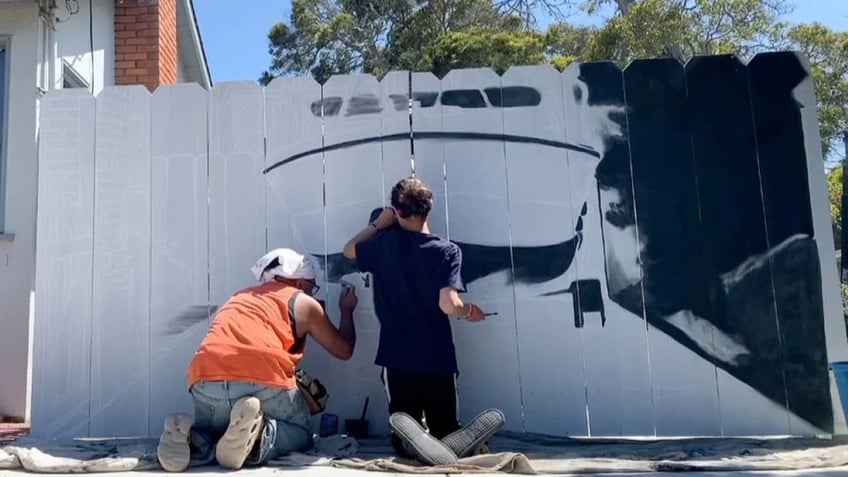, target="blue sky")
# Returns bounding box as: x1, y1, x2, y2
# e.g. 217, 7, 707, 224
194, 0, 848, 84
